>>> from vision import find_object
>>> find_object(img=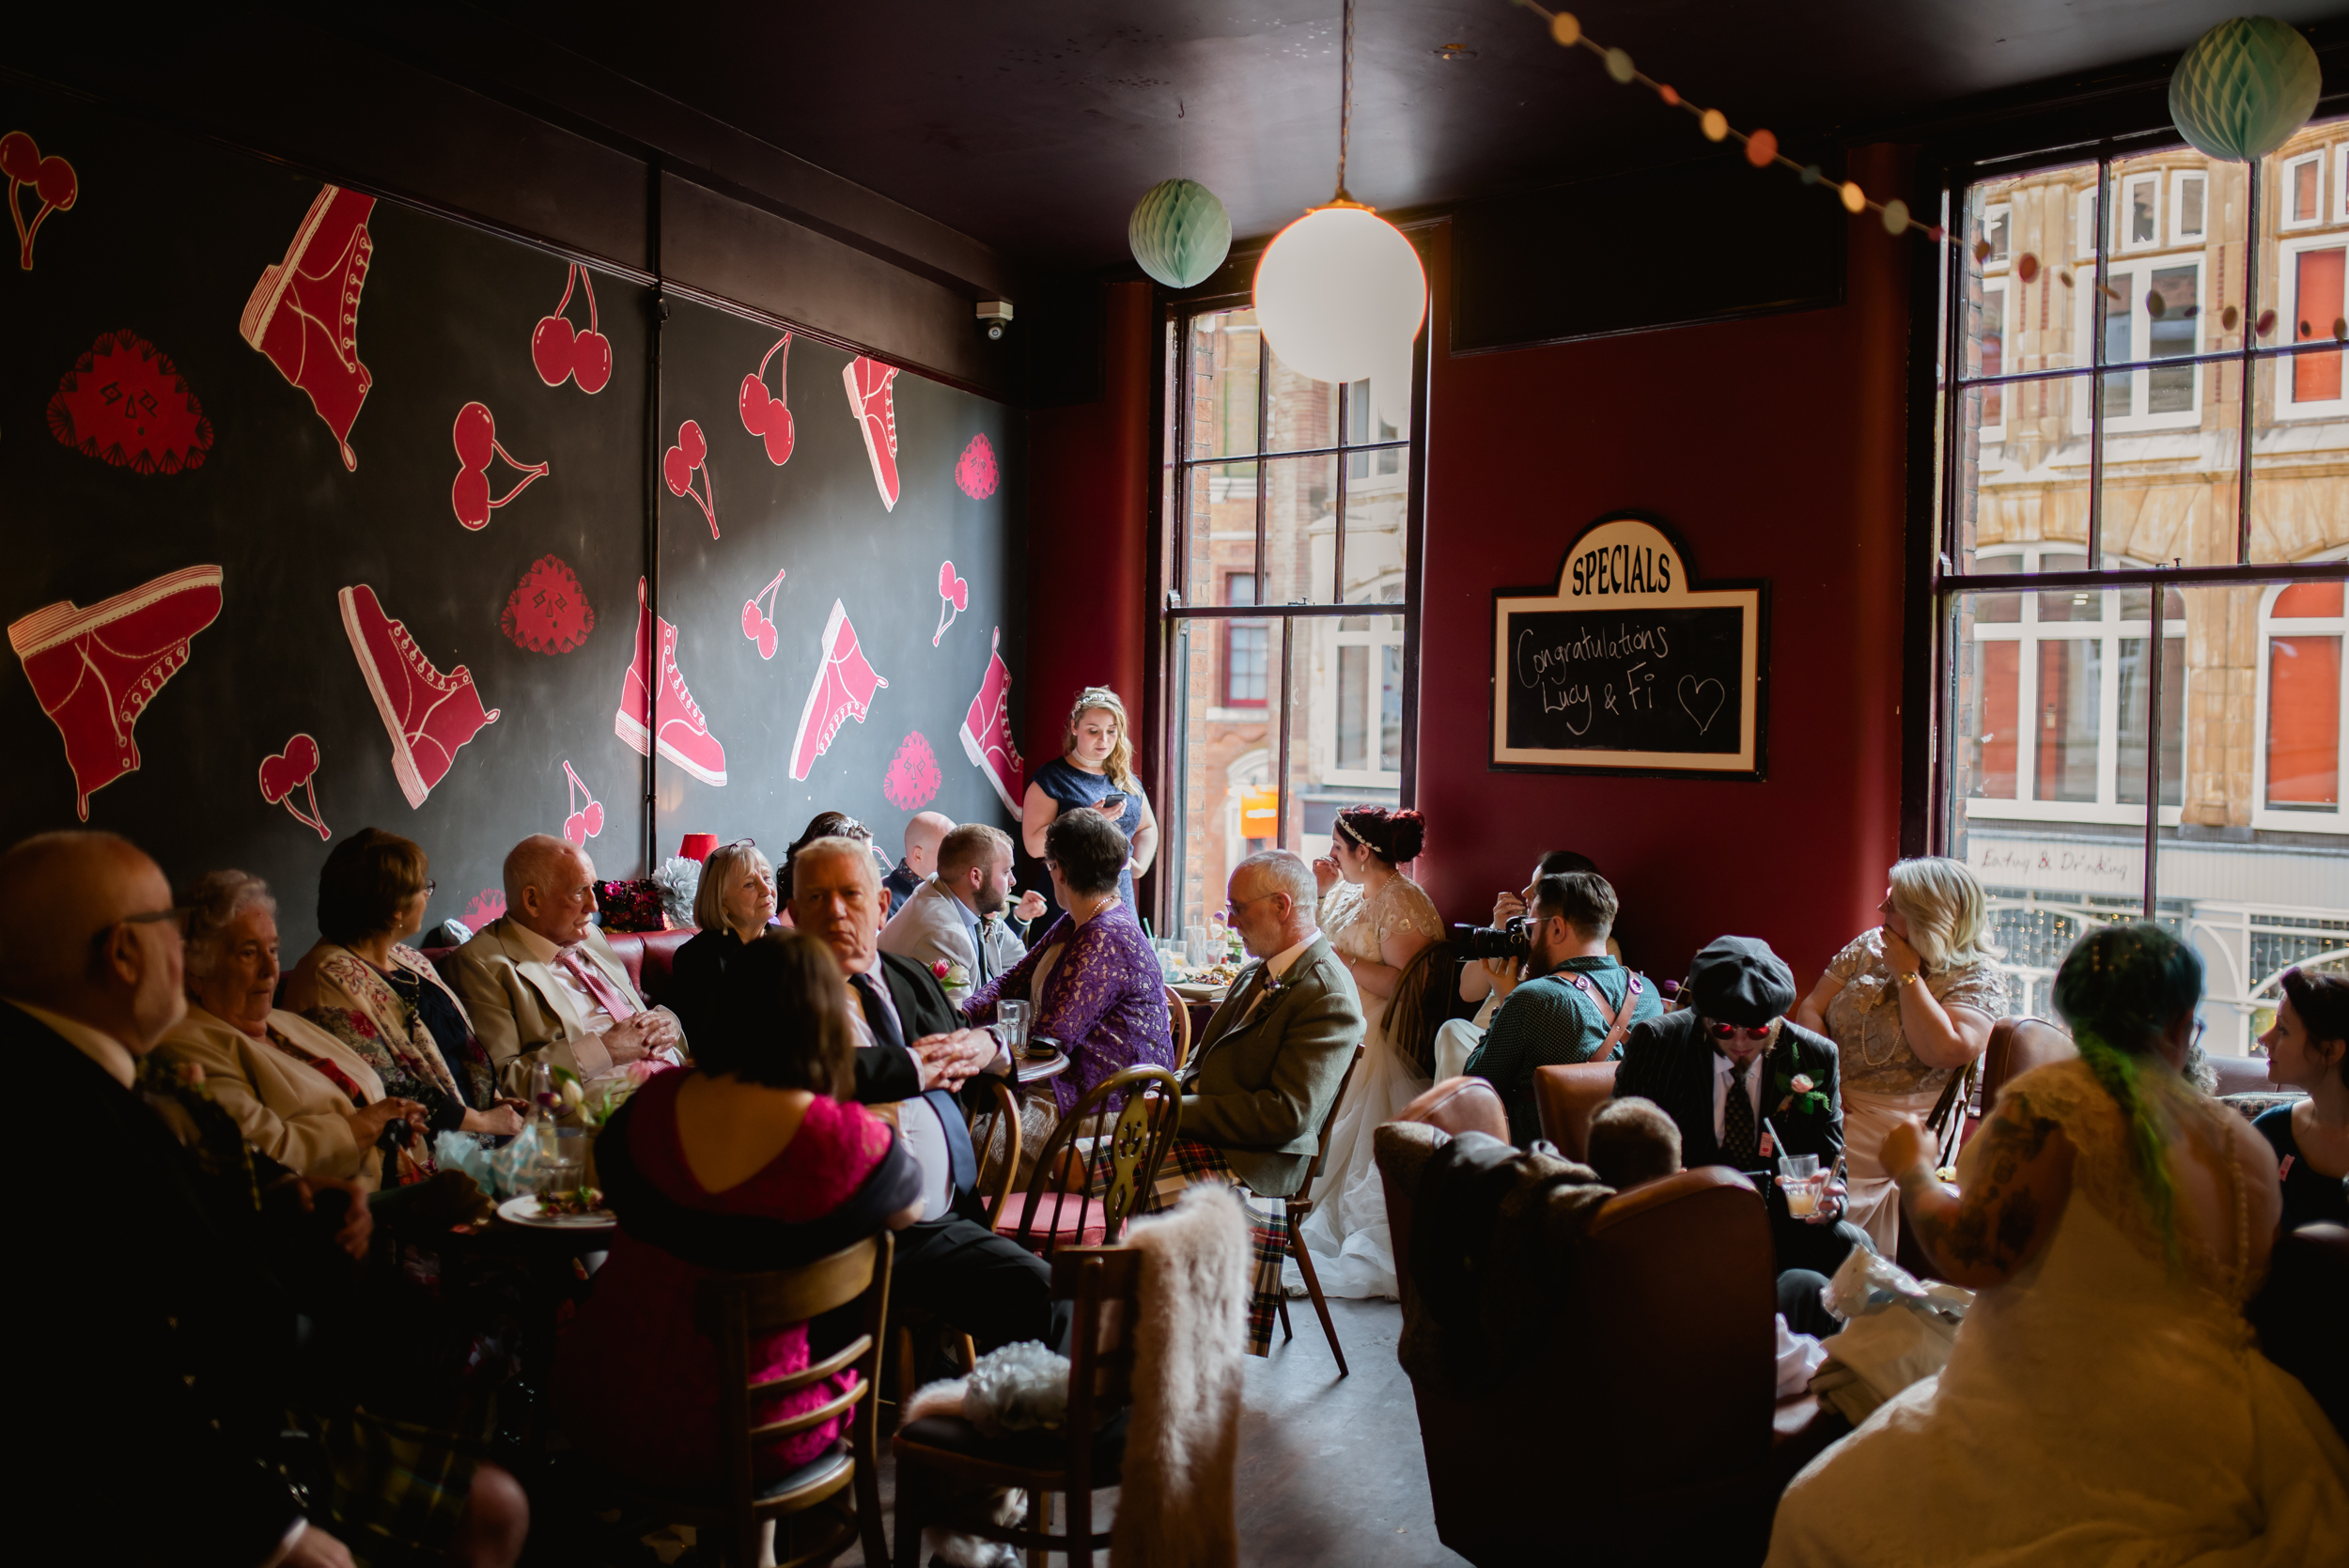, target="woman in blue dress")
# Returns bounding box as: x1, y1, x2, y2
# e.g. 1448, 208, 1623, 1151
1021, 686, 1159, 917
